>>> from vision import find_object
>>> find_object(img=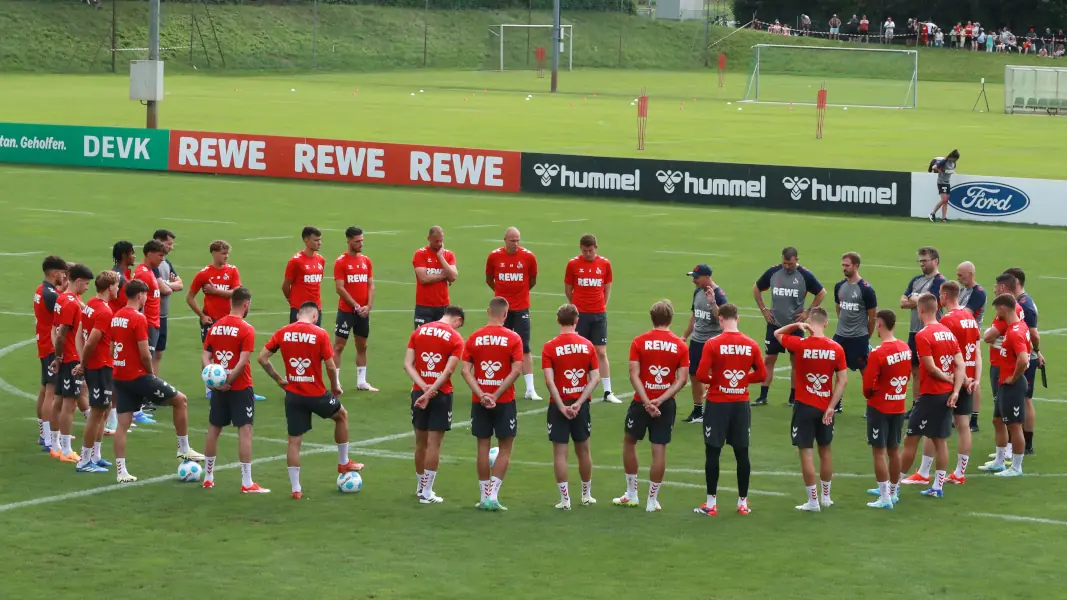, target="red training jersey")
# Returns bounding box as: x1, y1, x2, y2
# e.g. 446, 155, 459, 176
284, 251, 326, 309
133, 263, 161, 328
564, 255, 613, 313
33, 281, 59, 358
629, 329, 689, 402
541, 332, 599, 402
407, 321, 465, 394
53, 292, 83, 365
111, 307, 149, 381
695, 331, 767, 403
334, 252, 373, 311
940, 308, 981, 380
81, 297, 114, 370
486, 247, 538, 312
989, 304, 1025, 369
108, 266, 132, 315
462, 325, 523, 403
998, 322, 1032, 385
190, 263, 242, 321
863, 339, 912, 414
915, 323, 961, 395
780, 335, 847, 412
265, 321, 334, 397
412, 246, 456, 308
203, 315, 256, 391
